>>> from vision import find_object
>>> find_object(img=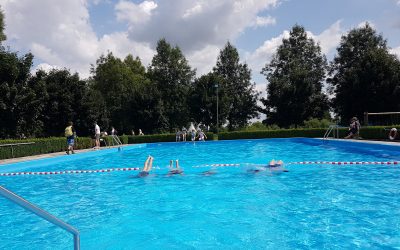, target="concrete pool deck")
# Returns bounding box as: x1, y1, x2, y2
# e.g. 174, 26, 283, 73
321, 138, 400, 147
0, 145, 126, 166
0, 138, 399, 166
